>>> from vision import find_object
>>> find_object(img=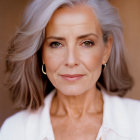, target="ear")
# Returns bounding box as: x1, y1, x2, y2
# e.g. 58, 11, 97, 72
41, 47, 45, 64
102, 36, 113, 64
